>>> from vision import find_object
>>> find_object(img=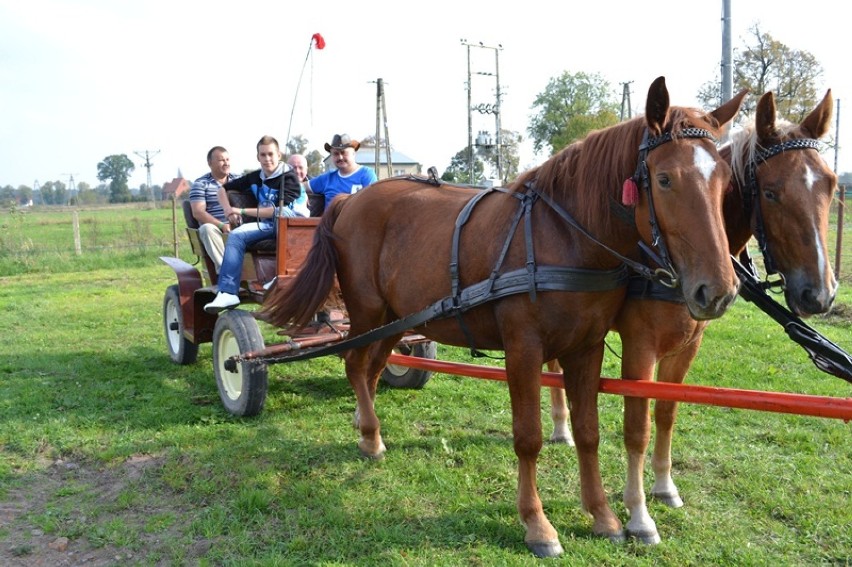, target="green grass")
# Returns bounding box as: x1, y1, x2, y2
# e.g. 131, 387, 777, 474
0, 203, 850, 565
